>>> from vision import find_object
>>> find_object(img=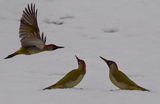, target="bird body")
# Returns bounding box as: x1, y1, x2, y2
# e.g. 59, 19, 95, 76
46, 70, 85, 89
43, 56, 86, 90
109, 70, 147, 91
100, 56, 149, 91
5, 4, 63, 59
